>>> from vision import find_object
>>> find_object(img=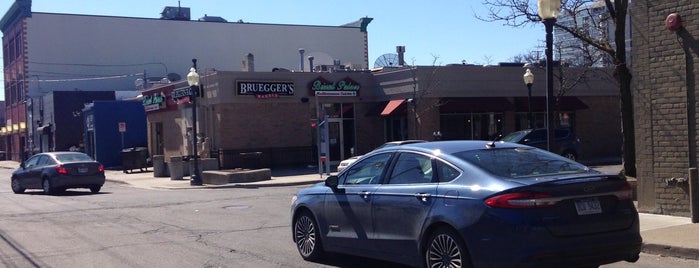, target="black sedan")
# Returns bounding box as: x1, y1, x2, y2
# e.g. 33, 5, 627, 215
11, 152, 105, 194
291, 140, 641, 268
